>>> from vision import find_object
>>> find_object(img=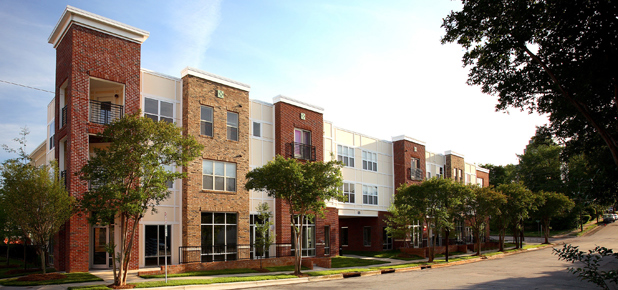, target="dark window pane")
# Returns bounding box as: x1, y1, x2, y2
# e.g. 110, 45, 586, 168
227, 112, 238, 126
228, 127, 238, 141
161, 117, 173, 123
214, 225, 225, 246
145, 114, 158, 122
160, 101, 173, 117
201, 225, 213, 247
227, 225, 237, 246
215, 176, 224, 191
226, 213, 237, 224
201, 106, 212, 122
214, 213, 225, 224
203, 176, 213, 190
226, 177, 236, 192
201, 122, 213, 136
145, 225, 158, 257
201, 212, 212, 224
253, 122, 260, 137
350, 158, 354, 167
145, 98, 158, 114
